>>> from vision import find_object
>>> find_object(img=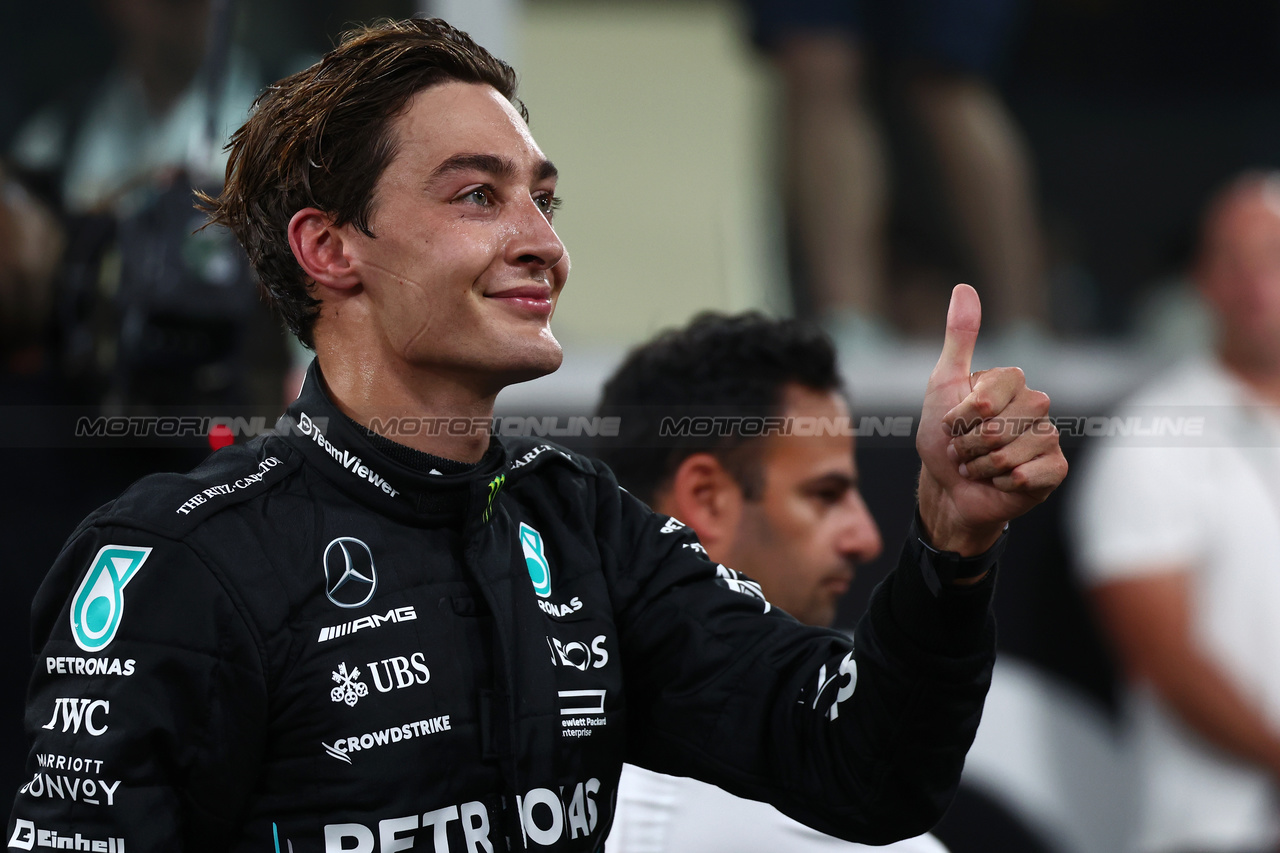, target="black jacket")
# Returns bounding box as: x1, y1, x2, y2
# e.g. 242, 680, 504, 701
8, 364, 997, 852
